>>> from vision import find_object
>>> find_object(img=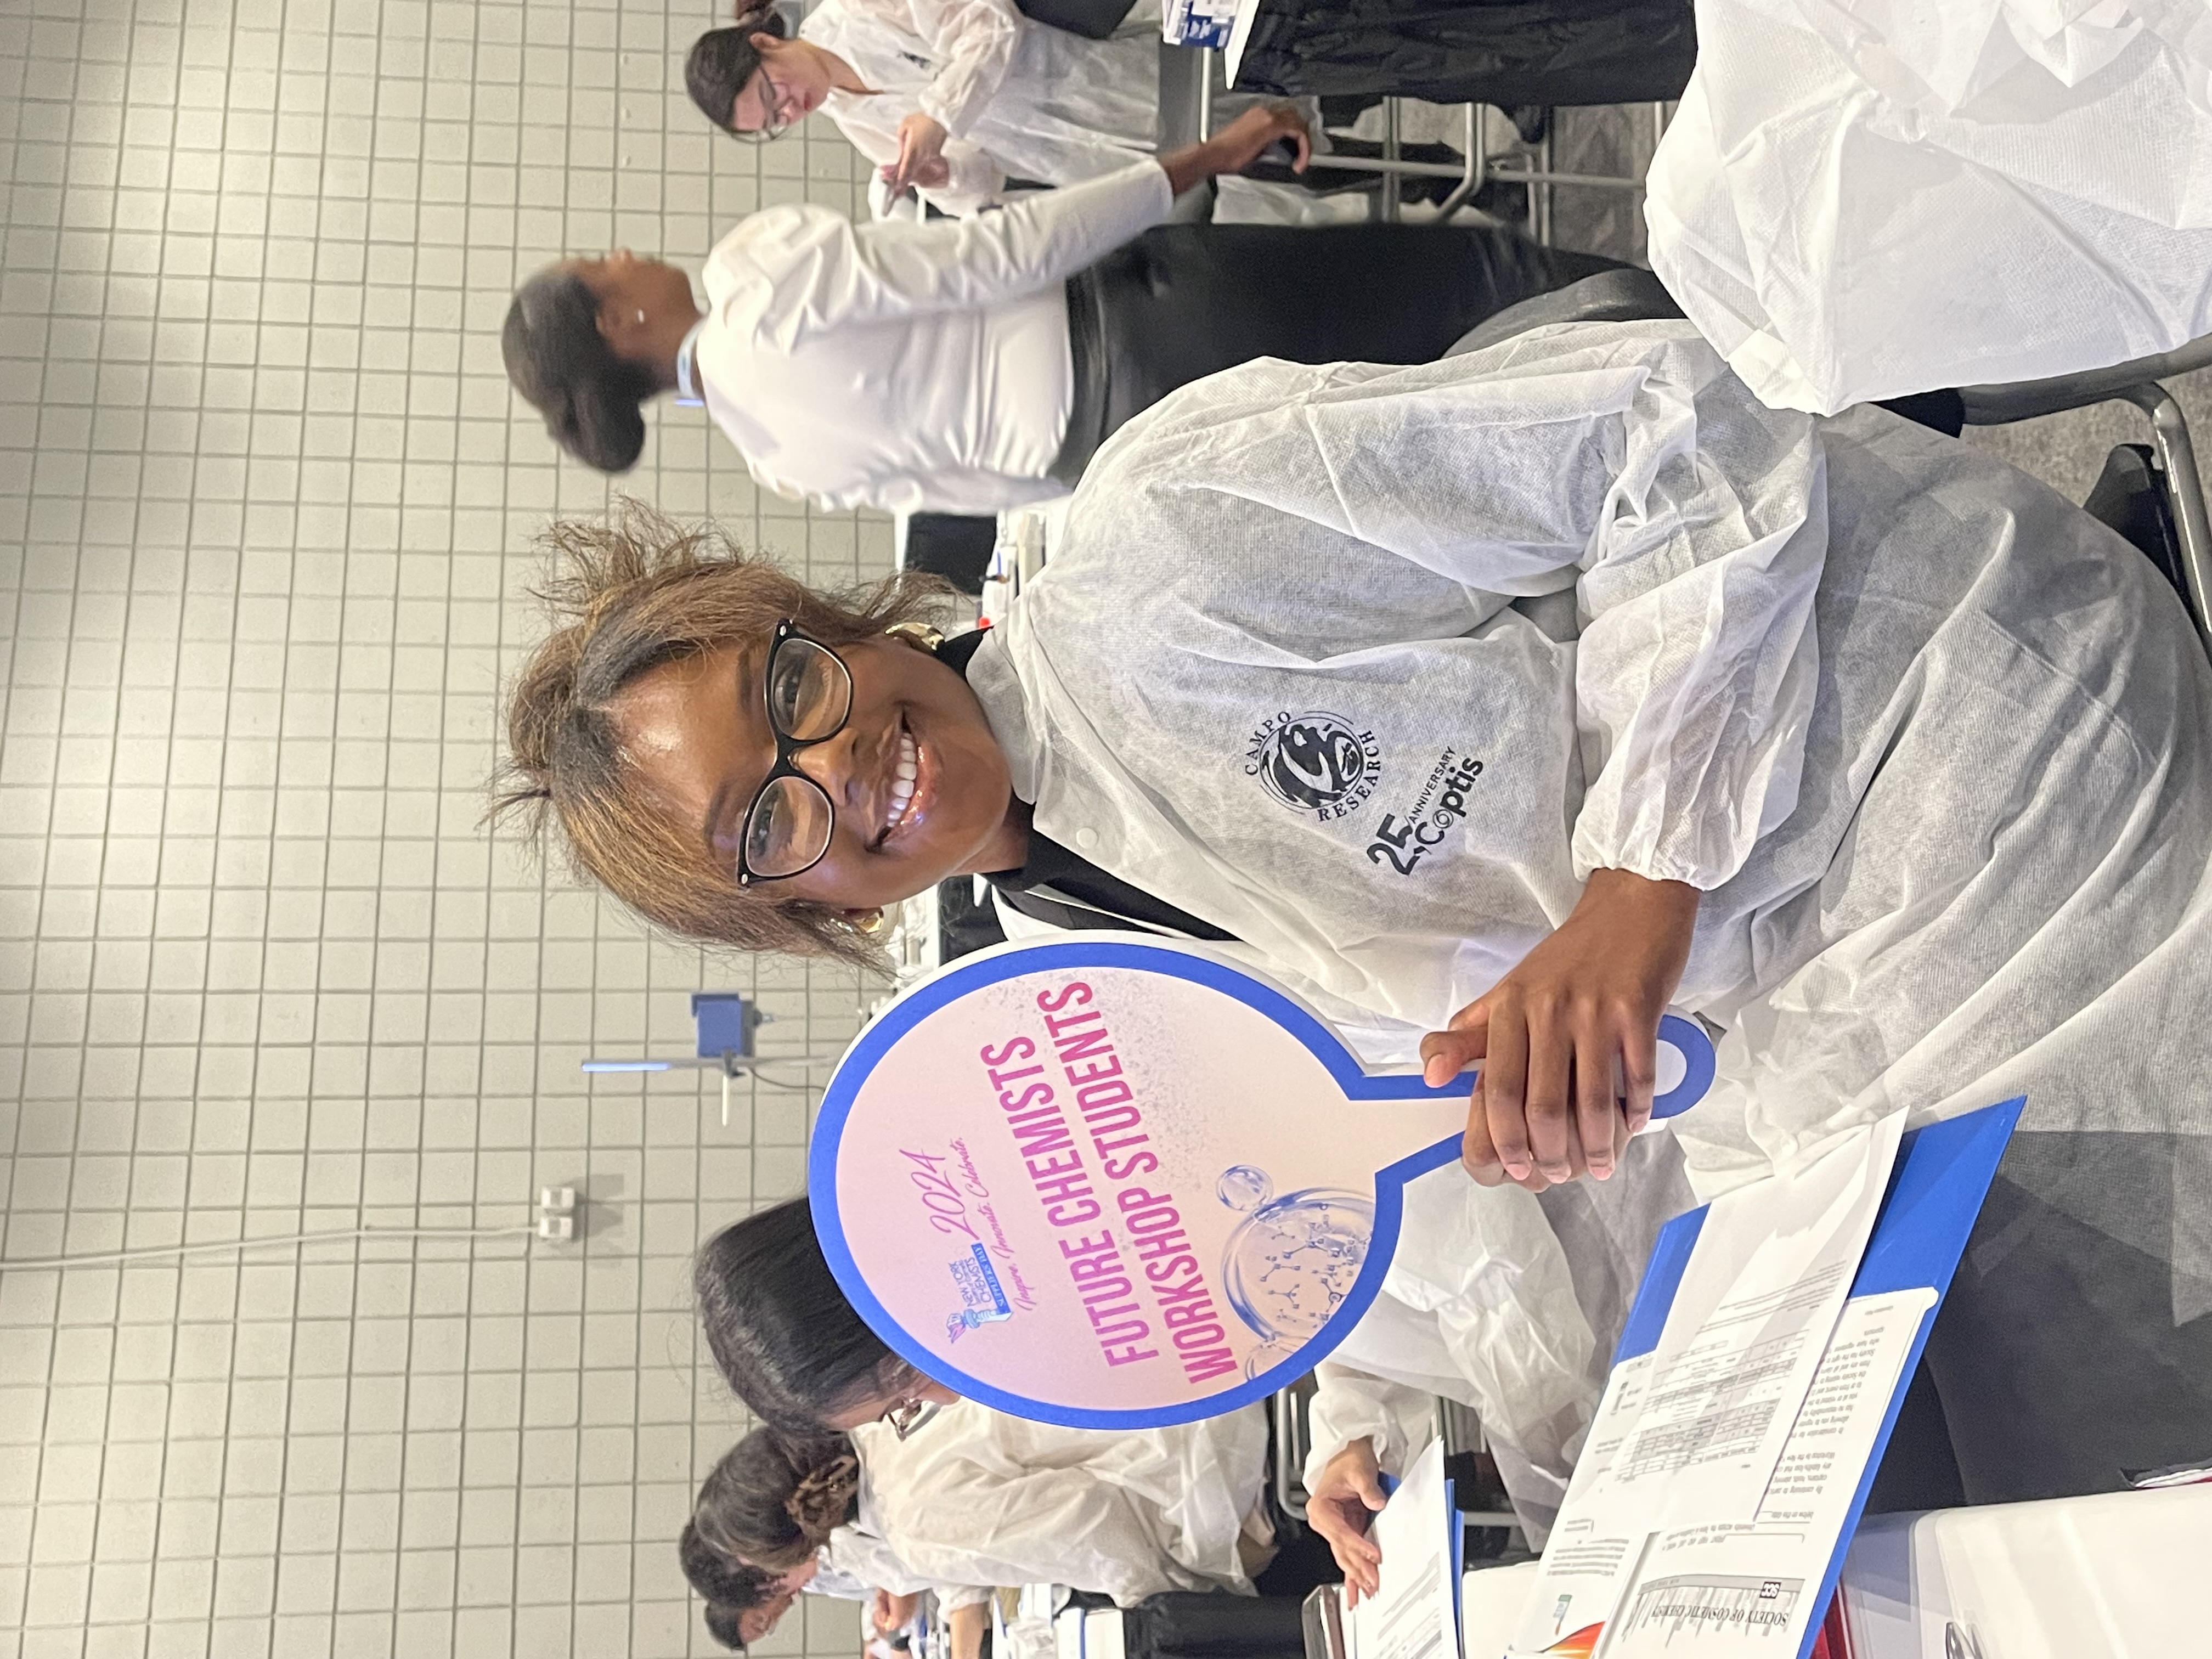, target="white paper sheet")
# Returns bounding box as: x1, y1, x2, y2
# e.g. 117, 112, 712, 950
1502, 1114, 1909, 1659
1601, 1288, 1938, 1658
1350, 1437, 1461, 1659
1610, 1112, 1906, 1522
1501, 1357, 1654, 1656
